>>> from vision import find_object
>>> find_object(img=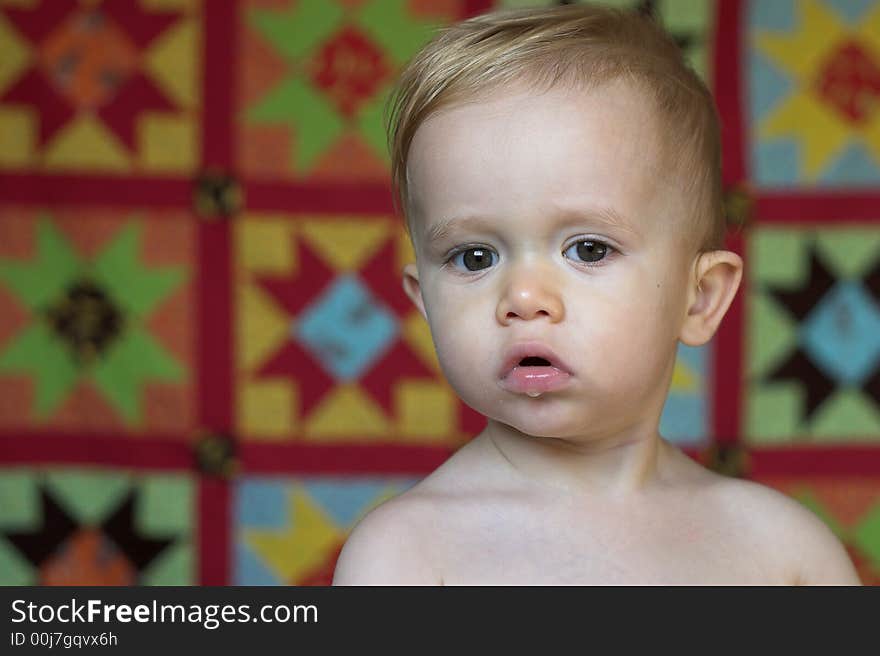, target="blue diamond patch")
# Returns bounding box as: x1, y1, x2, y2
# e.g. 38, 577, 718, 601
800, 281, 880, 385
296, 275, 398, 382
